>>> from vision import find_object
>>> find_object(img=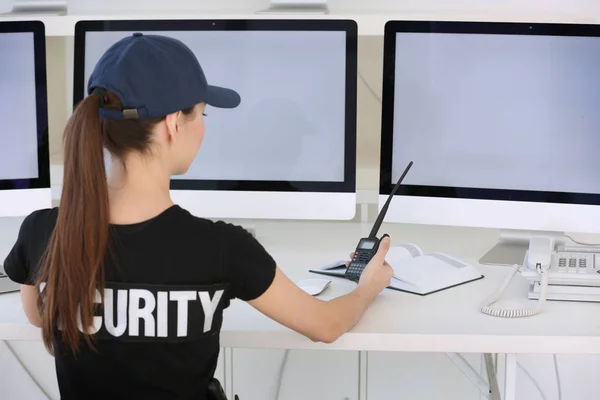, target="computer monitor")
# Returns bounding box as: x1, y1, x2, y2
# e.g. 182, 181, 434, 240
0, 20, 51, 217
74, 19, 357, 221
380, 21, 600, 264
